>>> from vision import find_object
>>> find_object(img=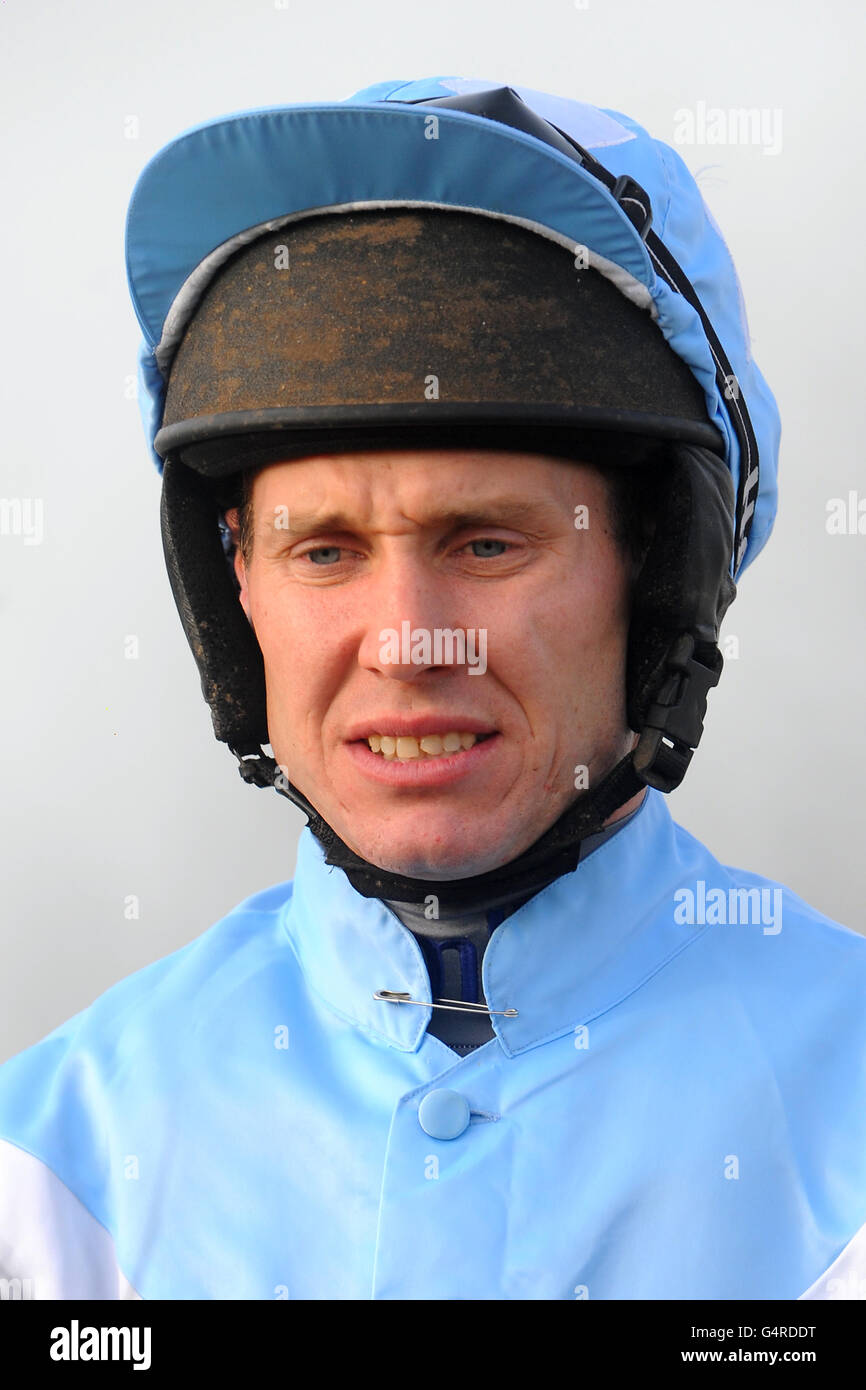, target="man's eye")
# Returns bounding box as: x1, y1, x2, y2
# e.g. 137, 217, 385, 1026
466, 538, 509, 558
305, 546, 342, 565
